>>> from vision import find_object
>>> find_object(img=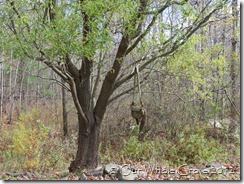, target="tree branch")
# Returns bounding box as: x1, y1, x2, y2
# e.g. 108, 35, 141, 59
69, 77, 89, 123
91, 52, 104, 108
65, 54, 79, 77
114, 1, 226, 91
43, 60, 69, 82
108, 69, 151, 104
94, 36, 129, 120
125, 0, 184, 56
